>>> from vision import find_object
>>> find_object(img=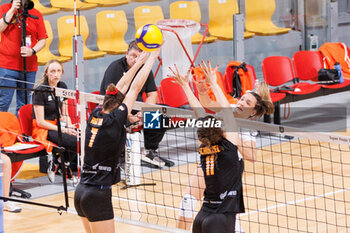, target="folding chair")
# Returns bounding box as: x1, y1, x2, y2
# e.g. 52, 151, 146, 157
96, 10, 128, 54
245, 0, 291, 35
50, 0, 97, 11
208, 0, 254, 40
57, 15, 106, 59
170, 1, 216, 44
37, 20, 71, 66
33, 0, 59, 15
134, 5, 164, 32
160, 77, 189, 108
0, 112, 47, 198
292, 50, 350, 89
